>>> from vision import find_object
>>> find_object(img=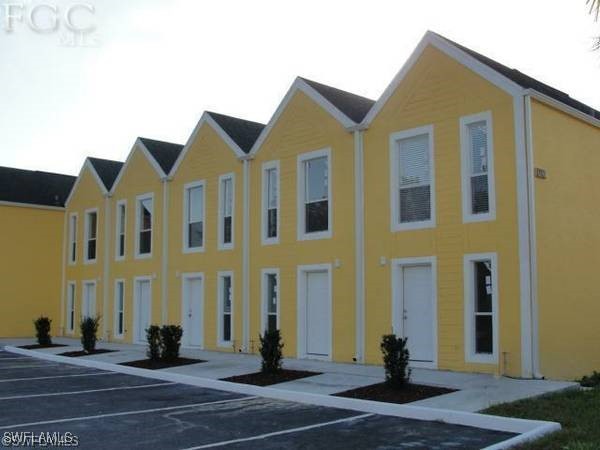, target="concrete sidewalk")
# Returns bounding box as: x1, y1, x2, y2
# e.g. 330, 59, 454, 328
0, 337, 577, 412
